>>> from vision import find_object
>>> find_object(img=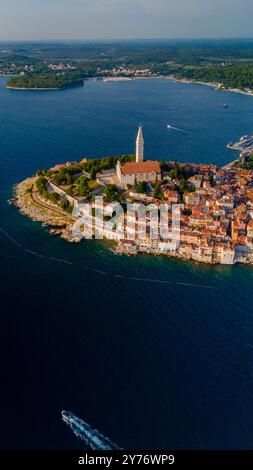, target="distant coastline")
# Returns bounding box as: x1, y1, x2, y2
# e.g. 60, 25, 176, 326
0, 73, 17, 78
169, 75, 253, 98
6, 85, 59, 91
5, 74, 84, 91
5, 75, 171, 91
6, 75, 253, 96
